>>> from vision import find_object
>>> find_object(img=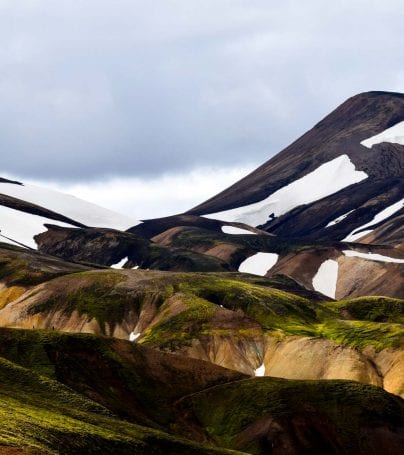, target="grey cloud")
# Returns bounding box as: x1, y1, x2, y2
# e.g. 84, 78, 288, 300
0, 0, 403, 181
